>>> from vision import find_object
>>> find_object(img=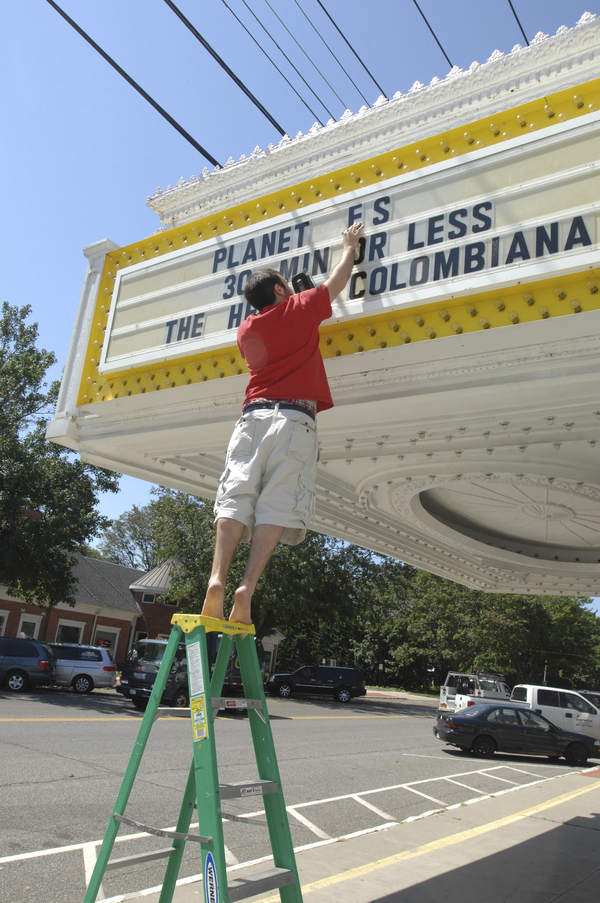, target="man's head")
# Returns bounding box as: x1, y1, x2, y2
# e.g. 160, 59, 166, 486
244, 269, 292, 311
